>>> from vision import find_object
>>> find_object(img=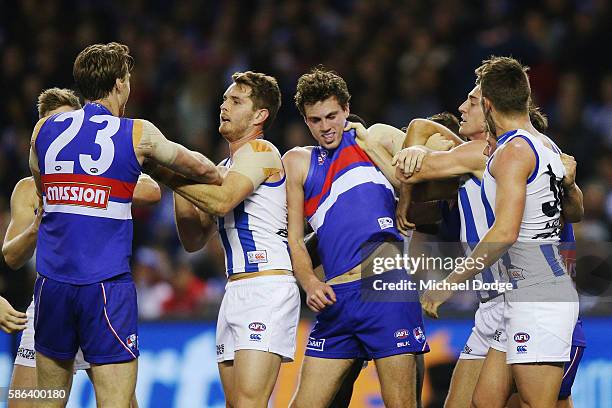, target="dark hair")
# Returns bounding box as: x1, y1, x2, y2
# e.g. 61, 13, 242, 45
37, 88, 81, 118
295, 66, 351, 116
475, 56, 530, 115
427, 112, 461, 136
528, 101, 548, 132
347, 113, 368, 127
73, 42, 134, 101
232, 71, 281, 130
